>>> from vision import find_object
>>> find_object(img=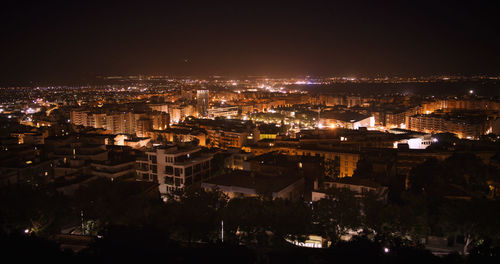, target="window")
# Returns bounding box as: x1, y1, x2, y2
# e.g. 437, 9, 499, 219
194, 164, 201, 173
174, 178, 181, 186
185, 166, 192, 176
142, 173, 149, 180
203, 161, 209, 169
185, 176, 192, 186
165, 176, 173, 185
175, 168, 182, 176
150, 165, 157, 173
194, 173, 201, 182
149, 155, 157, 164
165, 166, 173, 175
